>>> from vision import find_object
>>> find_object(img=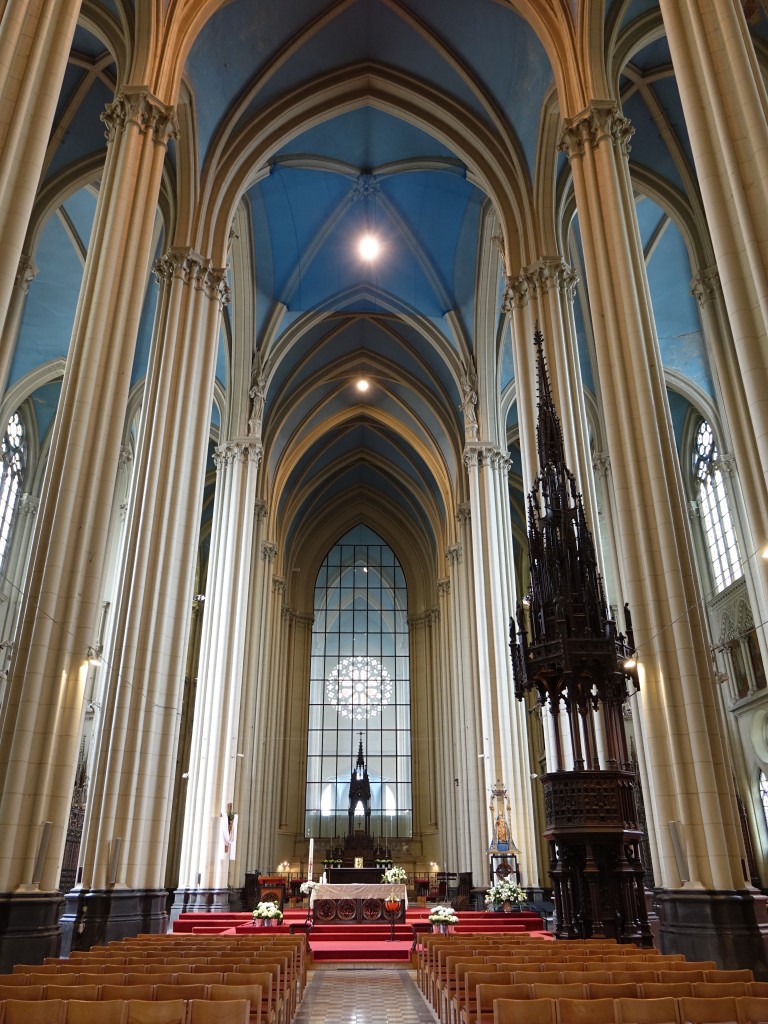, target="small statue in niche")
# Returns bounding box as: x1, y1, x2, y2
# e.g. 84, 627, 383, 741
248, 351, 267, 439
460, 359, 479, 441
